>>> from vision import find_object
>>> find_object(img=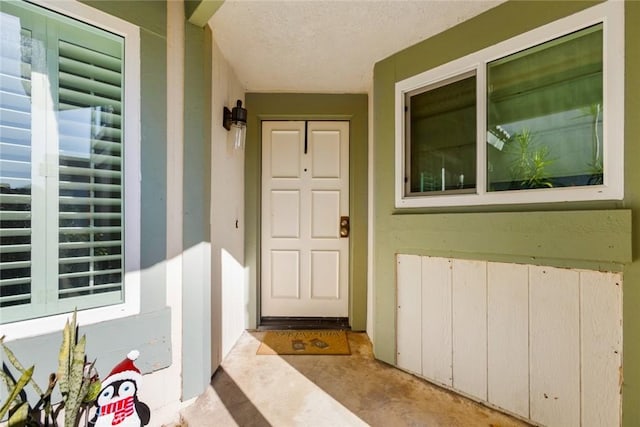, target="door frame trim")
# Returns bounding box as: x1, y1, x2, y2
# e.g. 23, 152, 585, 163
245, 93, 369, 330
